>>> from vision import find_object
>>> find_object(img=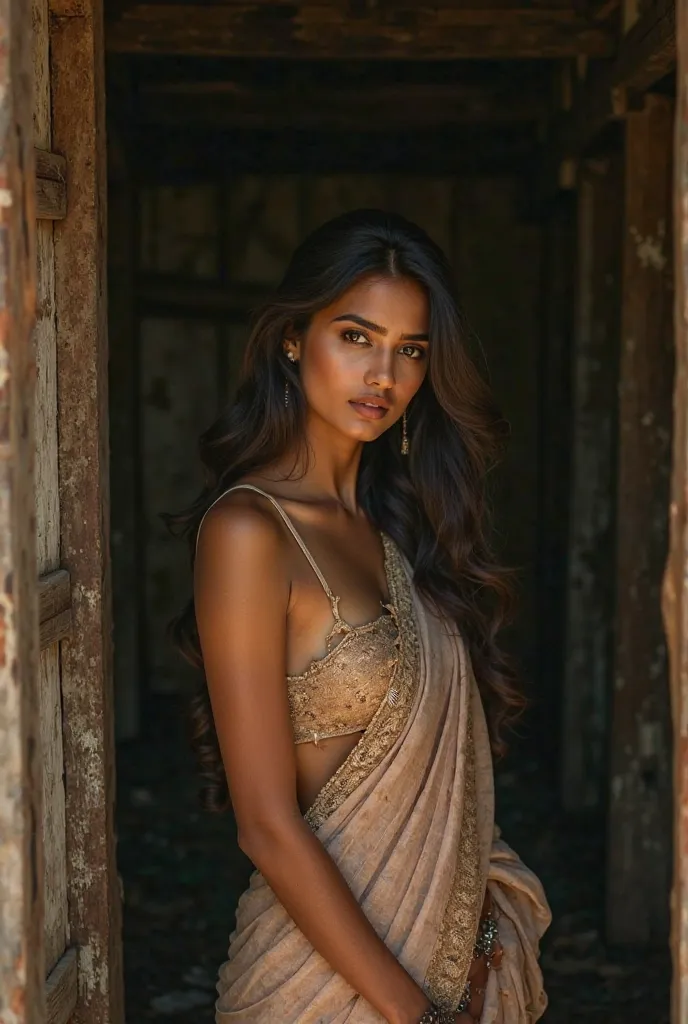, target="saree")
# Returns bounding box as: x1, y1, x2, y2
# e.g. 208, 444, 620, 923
216, 539, 551, 1023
